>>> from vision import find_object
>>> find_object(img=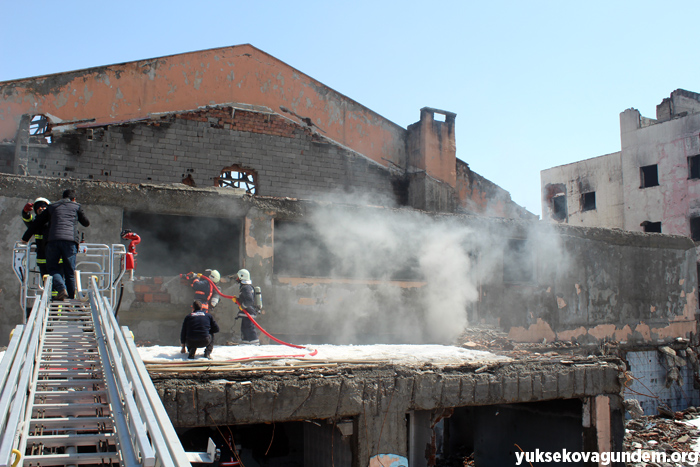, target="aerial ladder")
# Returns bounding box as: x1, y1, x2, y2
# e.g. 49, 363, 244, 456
2, 242, 217, 467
